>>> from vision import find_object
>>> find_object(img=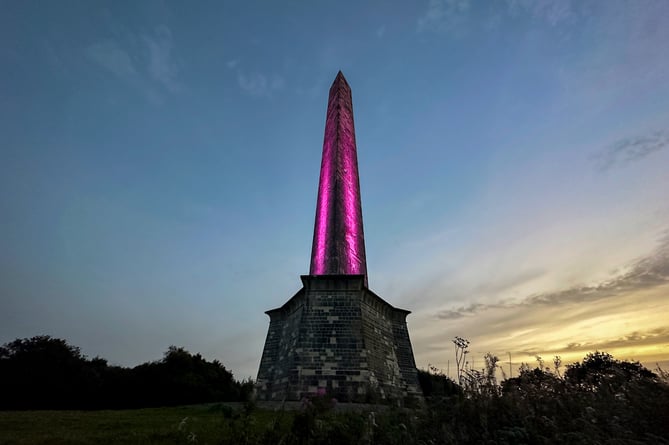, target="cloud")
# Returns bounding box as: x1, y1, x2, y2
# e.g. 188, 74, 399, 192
564, 327, 669, 352
236, 70, 285, 97
592, 130, 669, 171
417, 0, 578, 36
437, 303, 490, 320
436, 230, 669, 319
225, 58, 285, 98
417, 0, 471, 35
415, 279, 669, 375
506, 0, 576, 26
553, 1, 669, 112
142, 25, 180, 93
86, 40, 139, 82
472, 268, 546, 297
86, 24, 181, 103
